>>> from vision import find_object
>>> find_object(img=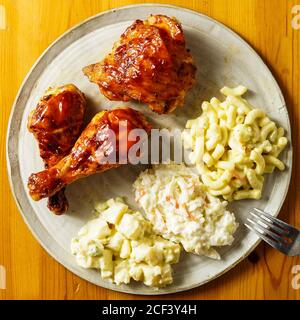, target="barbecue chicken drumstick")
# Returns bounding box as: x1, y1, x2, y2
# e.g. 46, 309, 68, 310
28, 108, 152, 201
27, 84, 86, 214
83, 15, 196, 114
